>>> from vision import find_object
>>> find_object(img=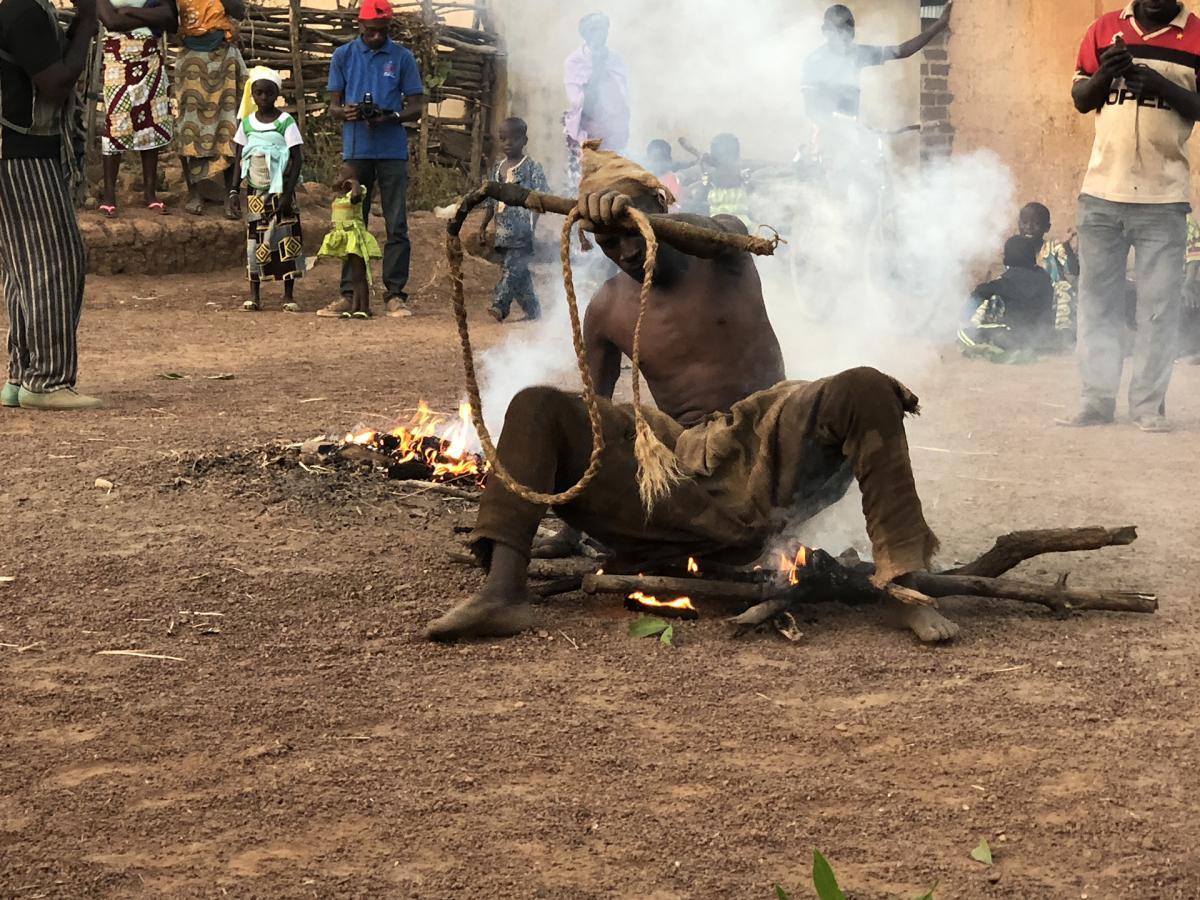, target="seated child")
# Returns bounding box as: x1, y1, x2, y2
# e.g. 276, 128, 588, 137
476, 117, 549, 322
1018, 202, 1079, 347
316, 165, 383, 319
233, 66, 305, 312
959, 235, 1054, 355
